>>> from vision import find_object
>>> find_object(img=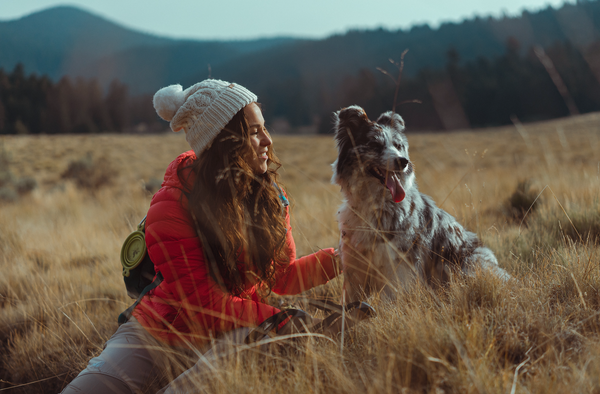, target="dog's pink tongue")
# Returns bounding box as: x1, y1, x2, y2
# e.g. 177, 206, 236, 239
385, 173, 405, 203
